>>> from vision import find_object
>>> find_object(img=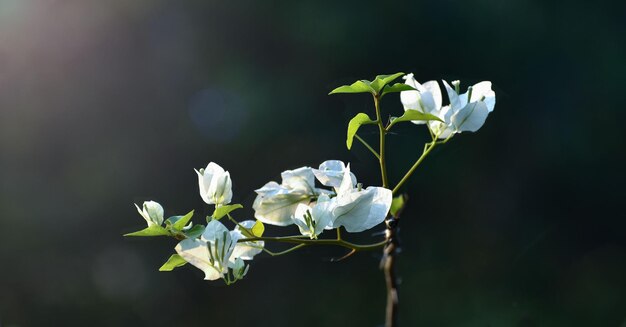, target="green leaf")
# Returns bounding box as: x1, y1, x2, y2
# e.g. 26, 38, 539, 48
251, 220, 265, 237
346, 113, 376, 150
124, 225, 170, 237
390, 194, 407, 218
172, 210, 194, 231
381, 83, 416, 97
159, 254, 187, 271
392, 110, 442, 124
164, 210, 195, 231
329, 80, 374, 95
376, 72, 405, 85
184, 224, 205, 238
212, 204, 243, 220
370, 72, 405, 93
